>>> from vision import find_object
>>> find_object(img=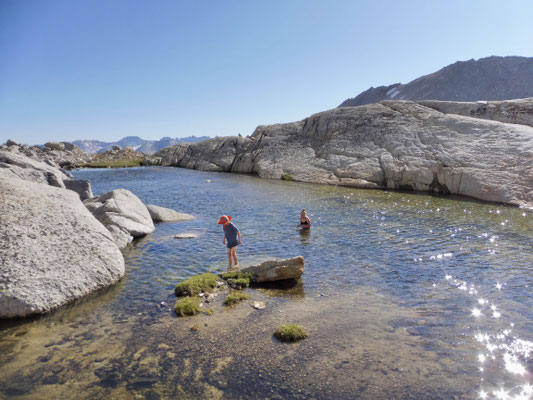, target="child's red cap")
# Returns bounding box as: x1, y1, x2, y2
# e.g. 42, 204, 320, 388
217, 215, 232, 224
